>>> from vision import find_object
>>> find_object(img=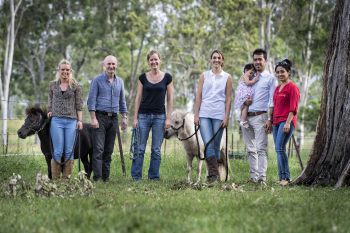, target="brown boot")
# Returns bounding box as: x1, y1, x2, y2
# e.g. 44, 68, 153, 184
63, 160, 74, 179
51, 159, 61, 179
206, 156, 219, 183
